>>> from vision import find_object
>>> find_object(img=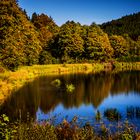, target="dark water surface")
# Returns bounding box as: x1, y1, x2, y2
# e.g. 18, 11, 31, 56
0, 70, 140, 129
